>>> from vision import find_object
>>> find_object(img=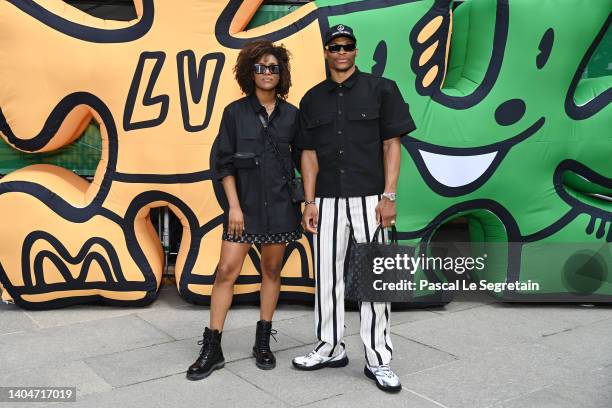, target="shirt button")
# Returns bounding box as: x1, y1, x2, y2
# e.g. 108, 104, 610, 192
339, 92, 344, 97
338, 110, 342, 115
337, 130, 343, 135
340, 169, 345, 174
264, 201, 268, 206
